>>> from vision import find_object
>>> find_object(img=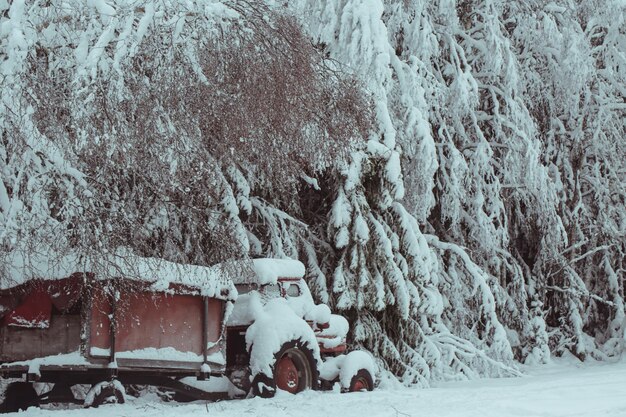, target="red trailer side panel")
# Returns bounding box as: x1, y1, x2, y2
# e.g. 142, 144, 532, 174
207, 298, 224, 344
89, 286, 112, 353
89, 286, 224, 360
1, 290, 52, 328
115, 292, 204, 355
